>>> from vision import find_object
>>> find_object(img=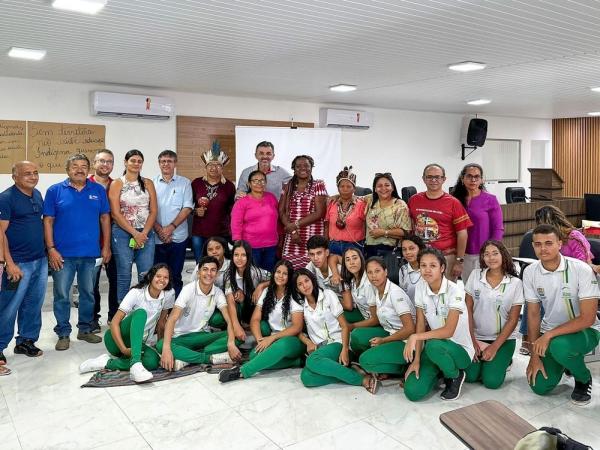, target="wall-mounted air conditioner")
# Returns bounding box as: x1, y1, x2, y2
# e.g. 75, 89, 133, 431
319, 108, 372, 129
91, 91, 174, 120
